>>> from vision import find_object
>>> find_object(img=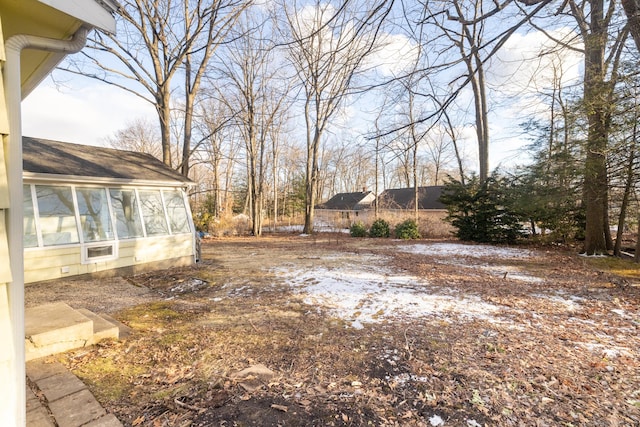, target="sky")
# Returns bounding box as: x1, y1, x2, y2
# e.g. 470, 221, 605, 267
20, 20, 583, 172
21, 75, 156, 147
